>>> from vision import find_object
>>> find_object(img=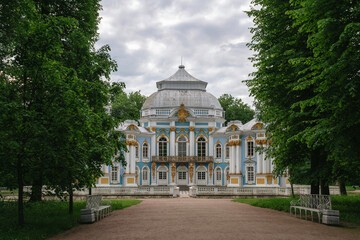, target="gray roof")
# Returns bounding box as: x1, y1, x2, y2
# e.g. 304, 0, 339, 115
143, 65, 222, 110
142, 89, 222, 110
